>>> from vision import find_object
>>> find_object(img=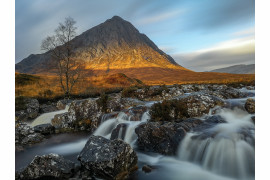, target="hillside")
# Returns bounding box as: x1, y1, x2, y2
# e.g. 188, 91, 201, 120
15, 16, 186, 74
209, 64, 255, 74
